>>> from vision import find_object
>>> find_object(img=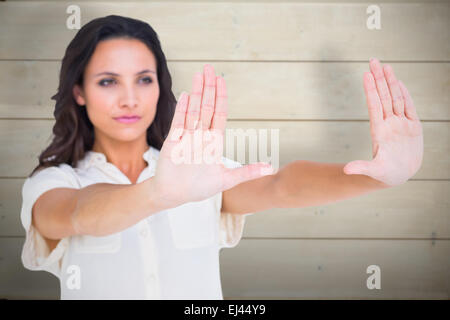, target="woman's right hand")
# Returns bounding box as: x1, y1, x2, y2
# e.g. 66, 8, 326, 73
152, 64, 274, 208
